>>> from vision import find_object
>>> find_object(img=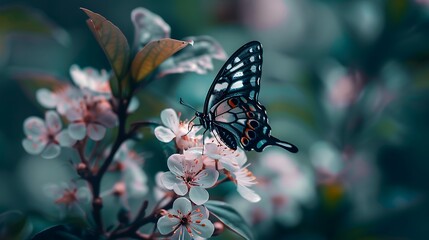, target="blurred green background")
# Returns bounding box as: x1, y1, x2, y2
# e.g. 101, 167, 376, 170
2, 0, 429, 239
